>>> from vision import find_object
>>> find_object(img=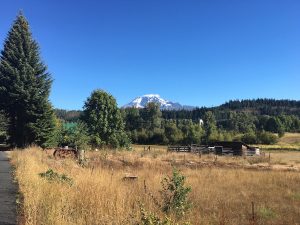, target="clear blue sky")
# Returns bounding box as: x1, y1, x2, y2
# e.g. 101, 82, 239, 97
1, 0, 299, 109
